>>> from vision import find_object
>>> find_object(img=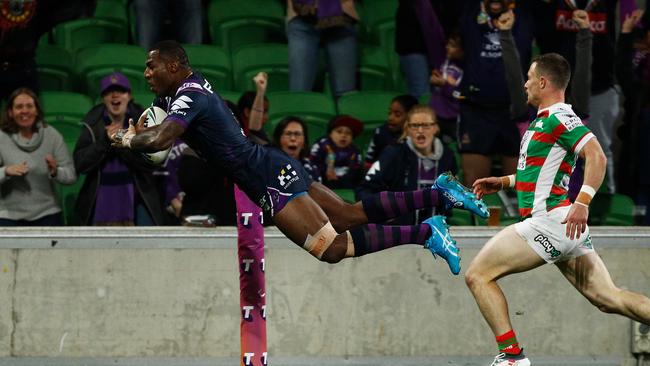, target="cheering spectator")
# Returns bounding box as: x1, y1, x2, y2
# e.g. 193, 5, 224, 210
273, 116, 320, 182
